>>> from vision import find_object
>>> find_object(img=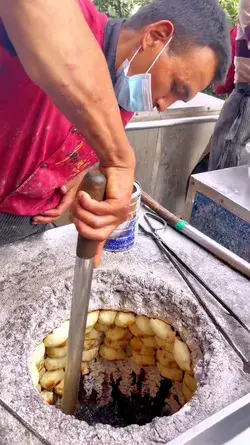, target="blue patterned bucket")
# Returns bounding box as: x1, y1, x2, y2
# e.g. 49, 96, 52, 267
104, 182, 141, 252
